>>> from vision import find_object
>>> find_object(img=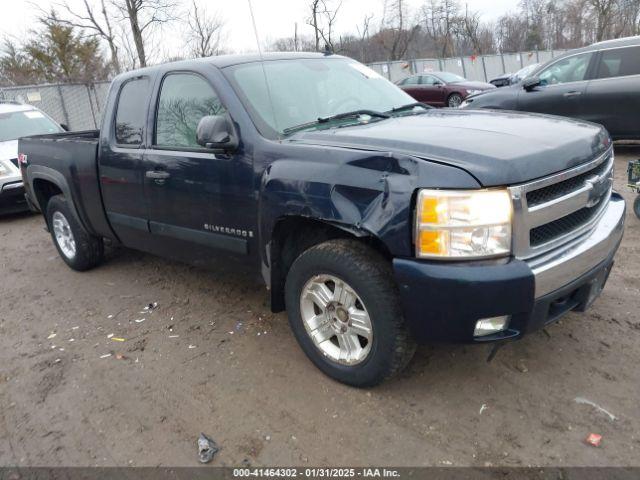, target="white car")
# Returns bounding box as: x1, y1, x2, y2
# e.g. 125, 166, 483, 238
0, 102, 63, 214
